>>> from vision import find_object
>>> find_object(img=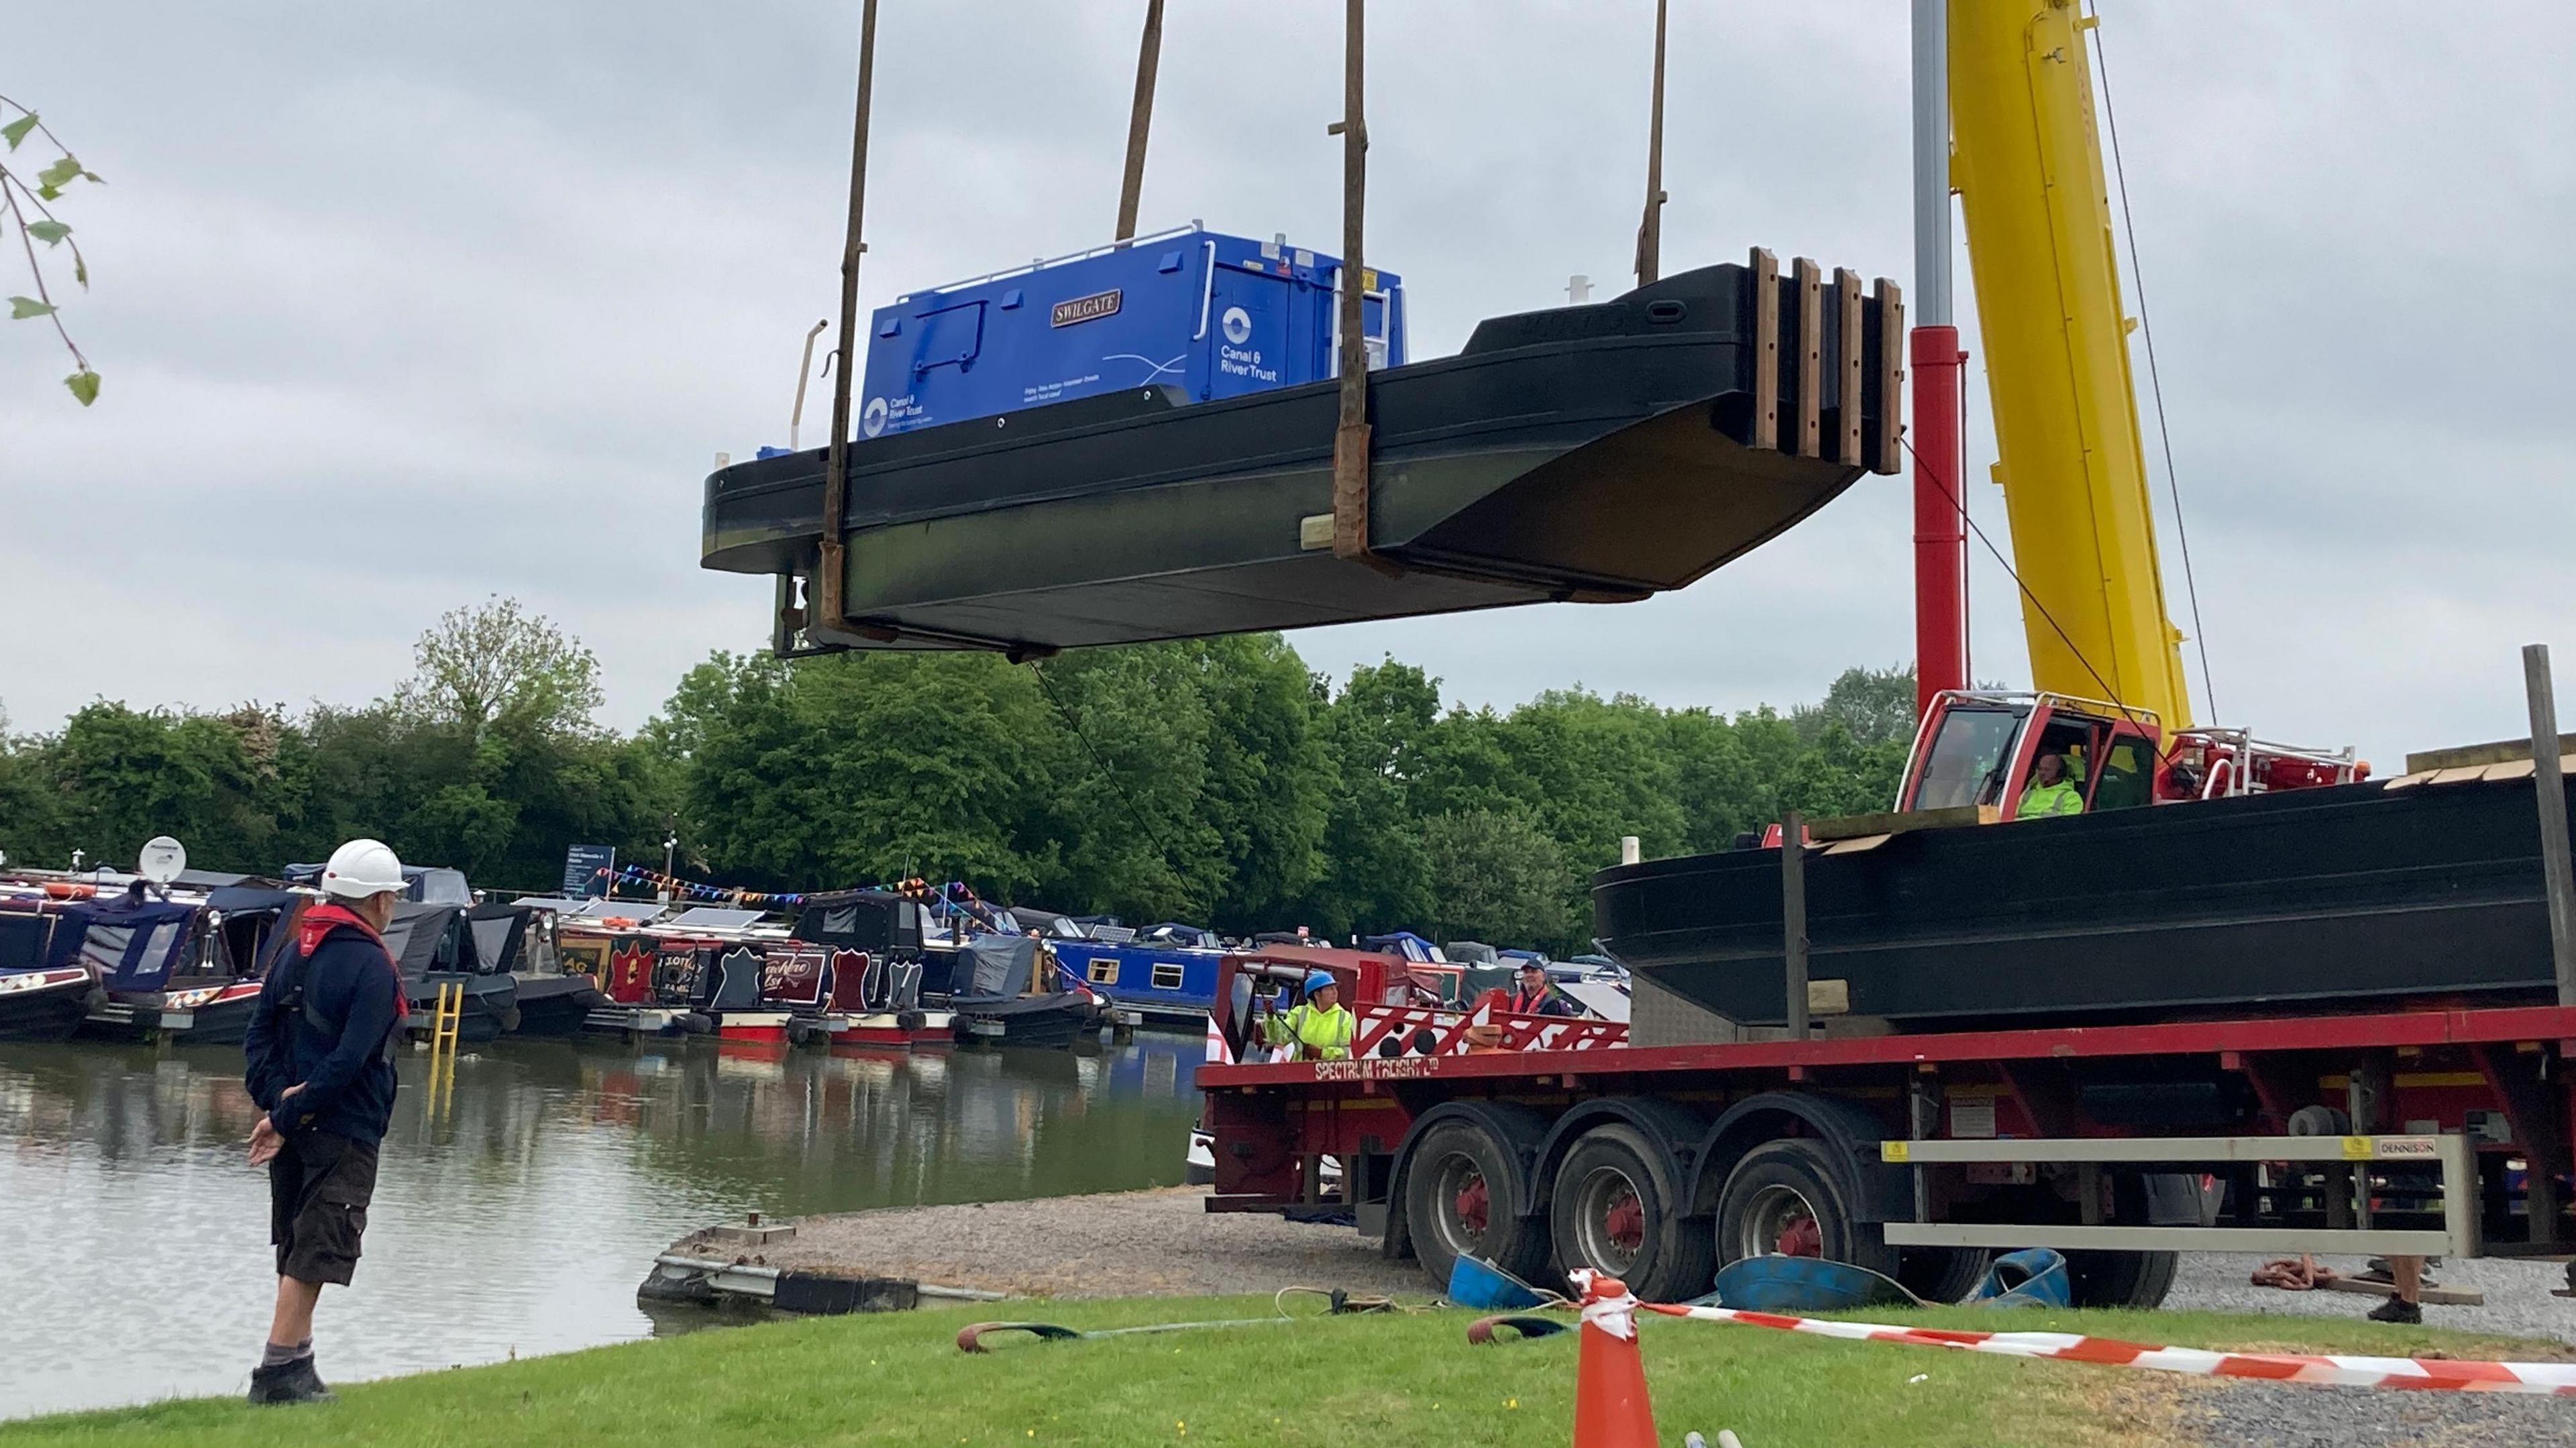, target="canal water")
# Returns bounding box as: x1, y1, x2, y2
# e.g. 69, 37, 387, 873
0, 1034, 1203, 1418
